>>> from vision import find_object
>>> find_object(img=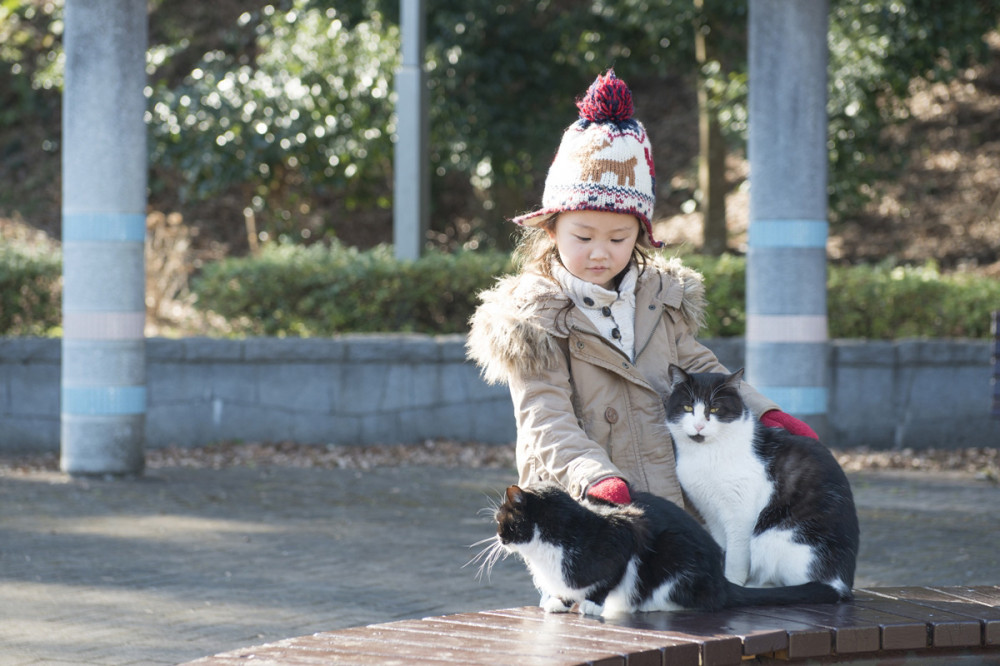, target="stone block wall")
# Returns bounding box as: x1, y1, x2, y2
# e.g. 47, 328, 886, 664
0, 336, 995, 452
